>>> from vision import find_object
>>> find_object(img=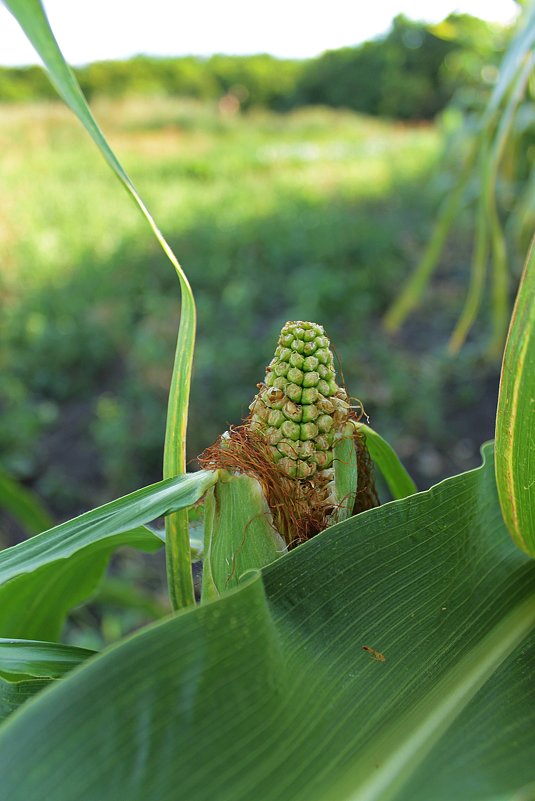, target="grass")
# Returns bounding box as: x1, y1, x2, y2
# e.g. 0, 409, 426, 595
0, 96, 500, 529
